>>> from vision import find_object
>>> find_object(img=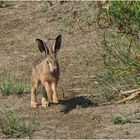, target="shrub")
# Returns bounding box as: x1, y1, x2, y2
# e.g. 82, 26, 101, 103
97, 1, 140, 32
96, 1, 140, 93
